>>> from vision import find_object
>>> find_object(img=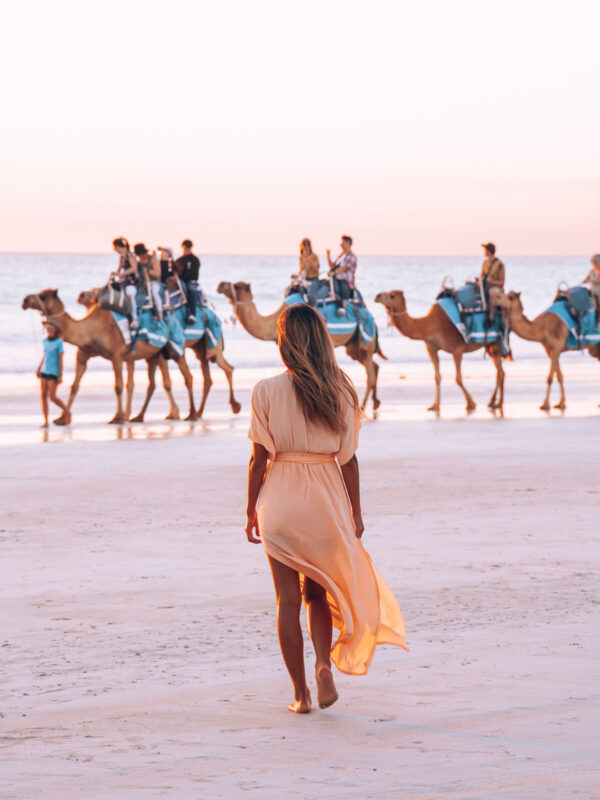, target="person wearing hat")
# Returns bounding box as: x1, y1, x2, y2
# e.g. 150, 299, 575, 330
479, 242, 505, 322
134, 243, 163, 322
174, 239, 201, 324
